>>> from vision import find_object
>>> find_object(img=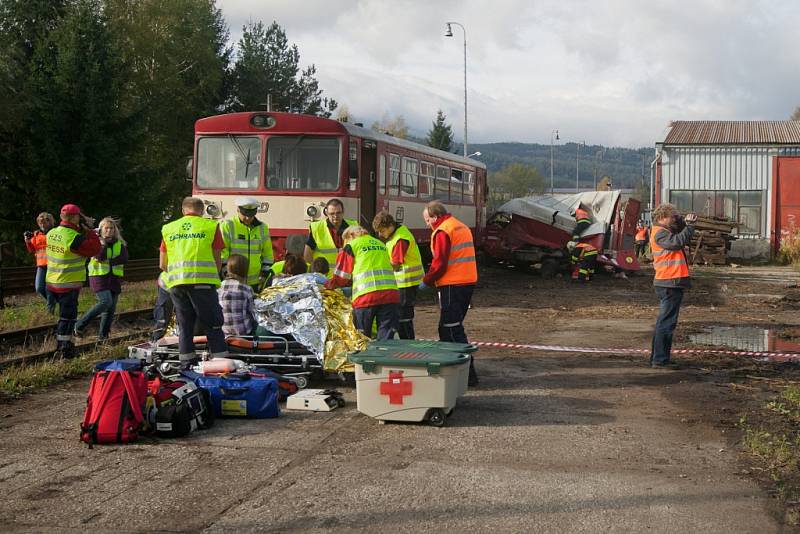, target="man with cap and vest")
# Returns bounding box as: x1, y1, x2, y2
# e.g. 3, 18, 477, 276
160, 197, 228, 368
634, 223, 649, 259
567, 240, 599, 282
421, 201, 479, 386
325, 225, 400, 340
46, 204, 102, 358
372, 210, 424, 339
303, 198, 357, 268
221, 196, 274, 292
649, 203, 697, 369
572, 203, 592, 240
